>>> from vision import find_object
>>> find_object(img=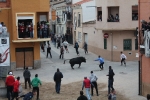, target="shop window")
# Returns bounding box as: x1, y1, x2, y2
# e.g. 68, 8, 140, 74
123, 39, 132, 50
97, 7, 102, 21
132, 6, 138, 21
135, 39, 138, 50
107, 7, 119, 22
104, 38, 107, 49
0, 0, 6, 2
